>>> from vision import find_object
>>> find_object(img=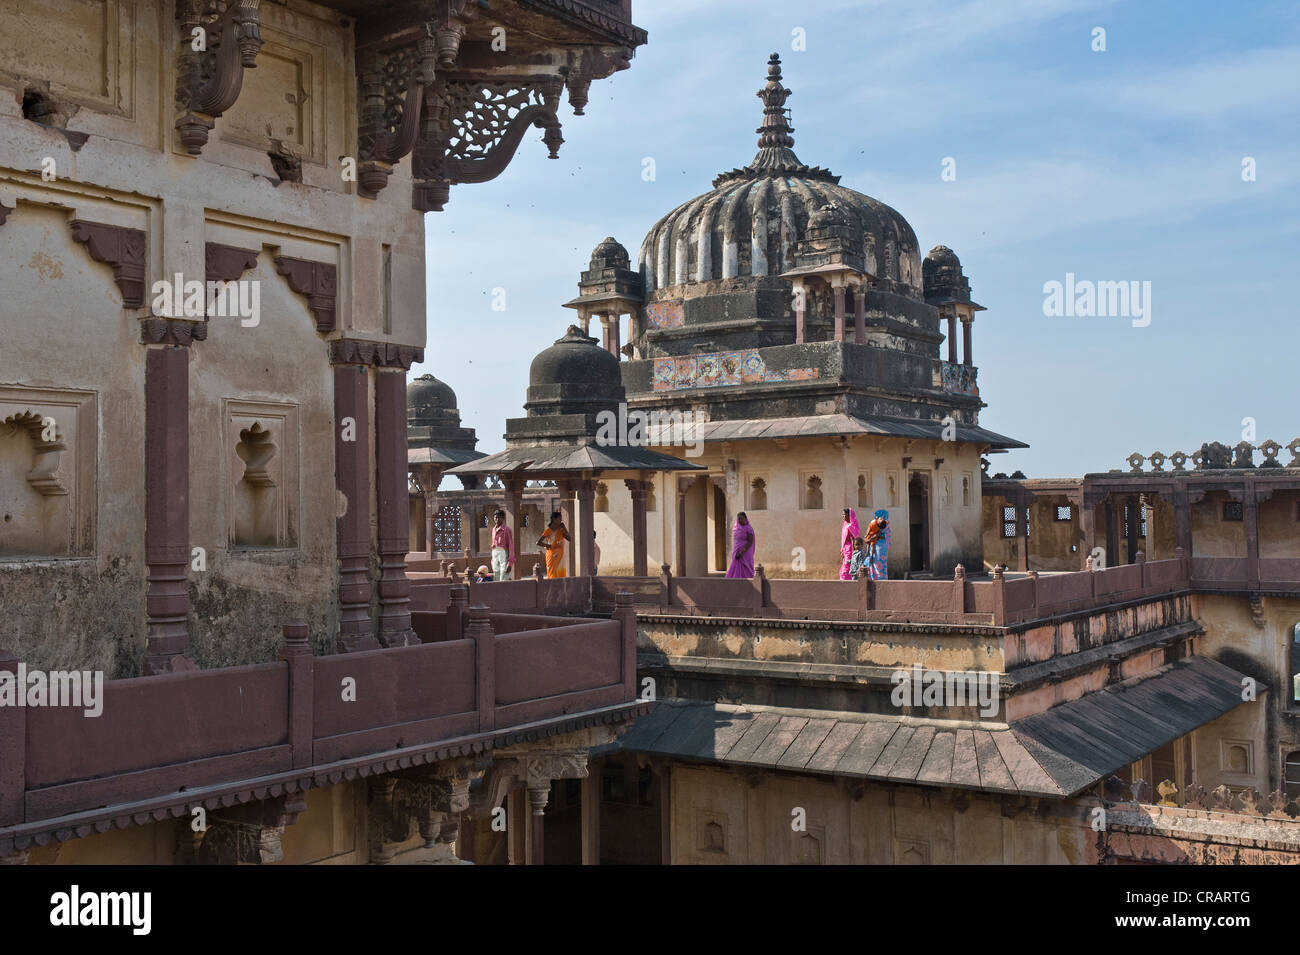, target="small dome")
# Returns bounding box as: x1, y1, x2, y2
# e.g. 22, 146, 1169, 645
525, 325, 624, 417
408, 373, 458, 419
590, 236, 630, 270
